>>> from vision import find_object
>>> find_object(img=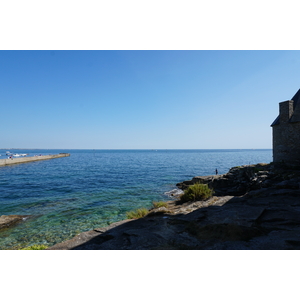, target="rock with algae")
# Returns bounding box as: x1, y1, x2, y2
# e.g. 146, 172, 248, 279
0, 215, 30, 230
